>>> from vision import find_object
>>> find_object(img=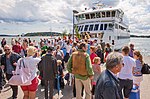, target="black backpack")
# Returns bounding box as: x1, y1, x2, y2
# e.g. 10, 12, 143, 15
141, 63, 150, 74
